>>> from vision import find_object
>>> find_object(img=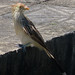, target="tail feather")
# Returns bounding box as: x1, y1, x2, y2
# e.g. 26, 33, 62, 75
43, 47, 66, 74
